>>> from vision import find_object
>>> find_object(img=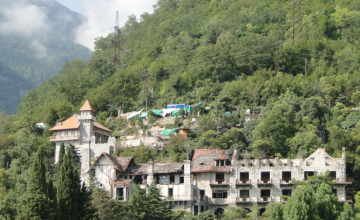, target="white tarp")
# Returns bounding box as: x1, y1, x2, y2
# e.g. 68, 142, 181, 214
160, 109, 174, 117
